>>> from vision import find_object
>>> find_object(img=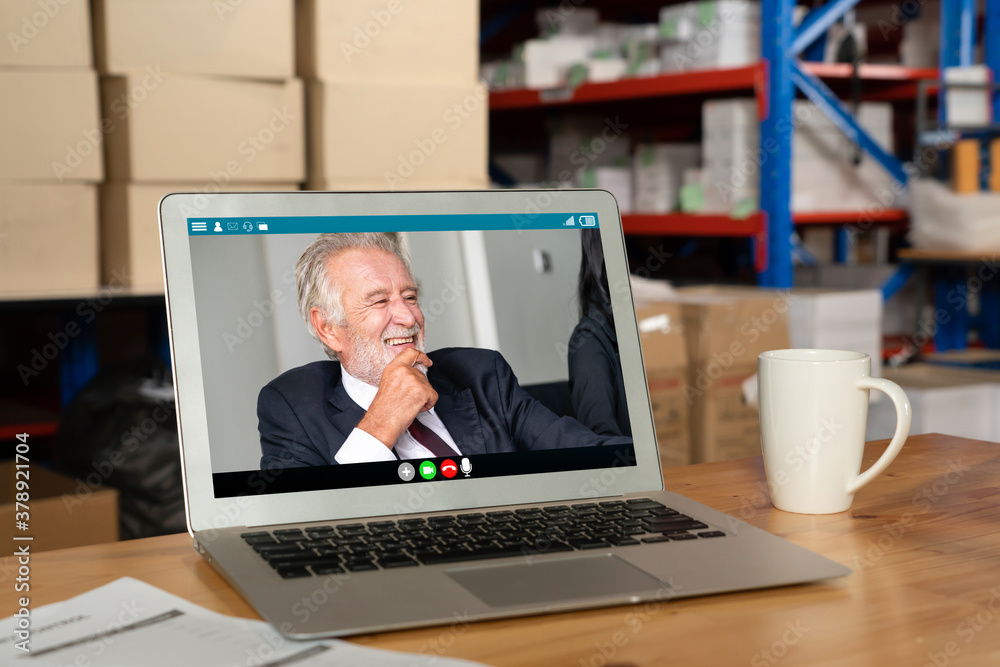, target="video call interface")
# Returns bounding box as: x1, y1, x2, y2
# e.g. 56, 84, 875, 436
185, 212, 636, 498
